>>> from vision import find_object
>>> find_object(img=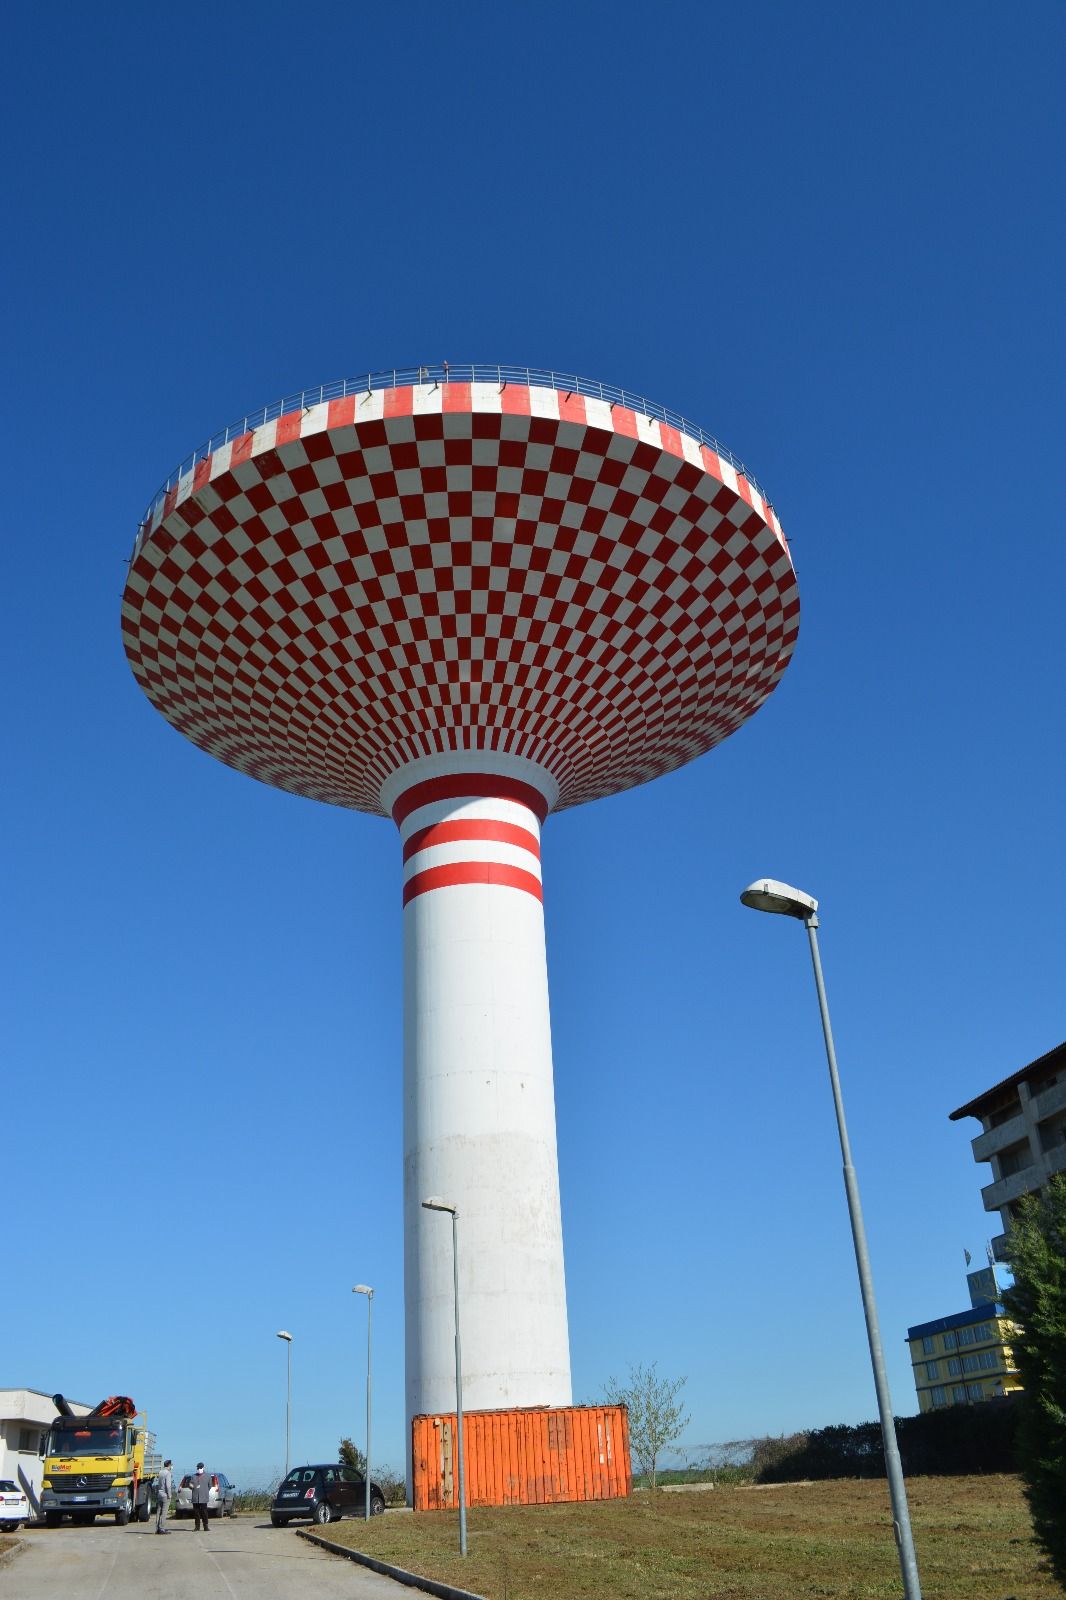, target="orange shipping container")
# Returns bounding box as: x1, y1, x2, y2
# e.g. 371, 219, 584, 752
411, 1404, 631, 1510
